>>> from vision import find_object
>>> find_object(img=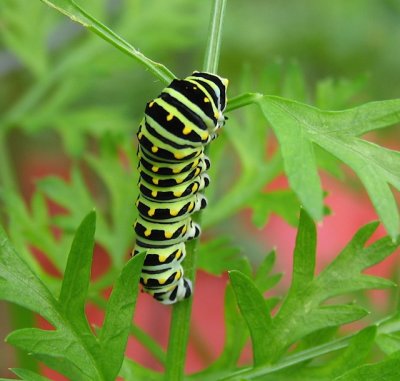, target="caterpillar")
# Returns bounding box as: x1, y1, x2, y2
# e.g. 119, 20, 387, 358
132, 71, 228, 304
